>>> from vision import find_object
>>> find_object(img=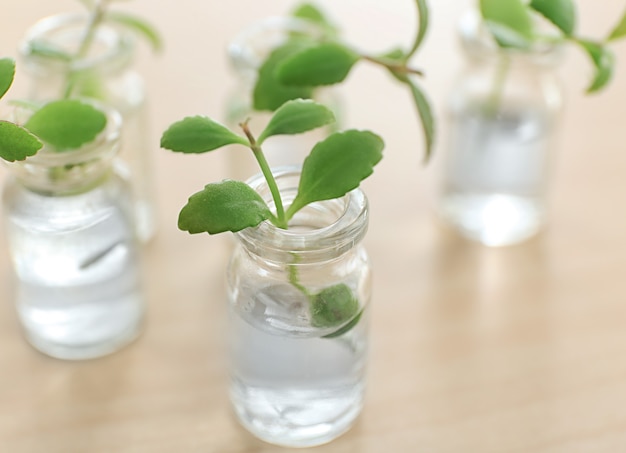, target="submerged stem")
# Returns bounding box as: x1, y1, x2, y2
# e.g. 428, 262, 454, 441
485, 52, 511, 116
